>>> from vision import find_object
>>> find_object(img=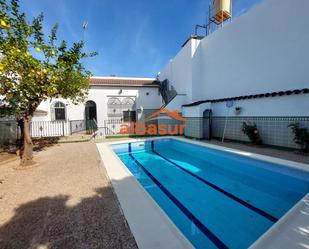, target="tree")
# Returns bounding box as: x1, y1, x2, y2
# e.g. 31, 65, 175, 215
0, 0, 96, 166
288, 123, 309, 152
